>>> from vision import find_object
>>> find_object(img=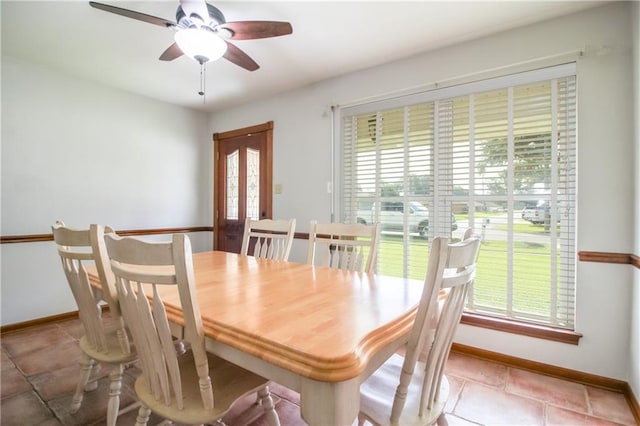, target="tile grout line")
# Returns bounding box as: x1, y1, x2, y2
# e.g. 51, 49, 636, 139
2, 344, 63, 424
